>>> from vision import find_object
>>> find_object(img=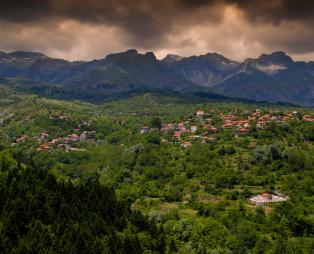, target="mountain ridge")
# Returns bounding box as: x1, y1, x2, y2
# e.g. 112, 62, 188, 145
0, 49, 314, 106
